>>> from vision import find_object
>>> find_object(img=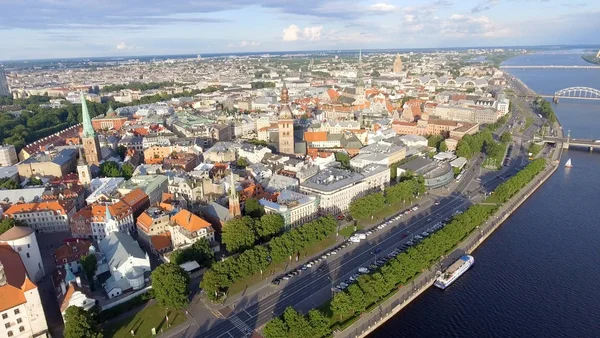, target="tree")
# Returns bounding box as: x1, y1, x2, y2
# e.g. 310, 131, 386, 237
255, 213, 285, 241
371, 70, 381, 77
500, 131, 512, 144
99, 161, 121, 177
439, 141, 448, 152
0, 218, 25, 235
116, 145, 127, 160
121, 163, 134, 180
151, 263, 190, 309
221, 216, 257, 253
264, 317, 289, 338
456, 140, 472, 158
80, 254, 97, 283
283, 307, 313, 338
308, 309, 331, 338
330, 291, 354, 320
63, 306, 102, 338
334, 152, 351, 169
0, 177, 20, 189
170, 238, 215, 267
347, 284, 367, 314
236, 157, 249, 168
244, 198, 264, 218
